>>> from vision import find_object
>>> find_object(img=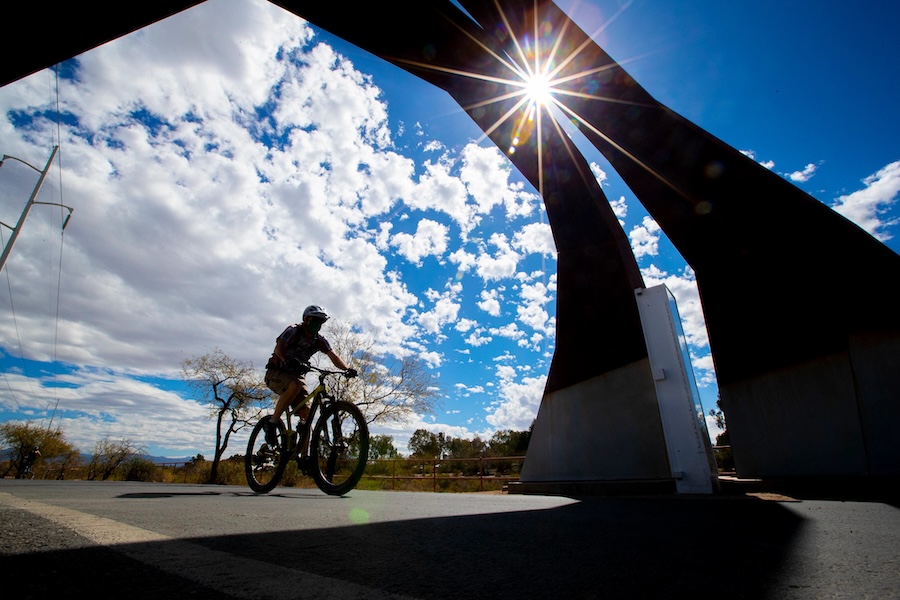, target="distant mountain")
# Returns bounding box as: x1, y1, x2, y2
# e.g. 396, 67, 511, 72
1, 448, 194, 466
